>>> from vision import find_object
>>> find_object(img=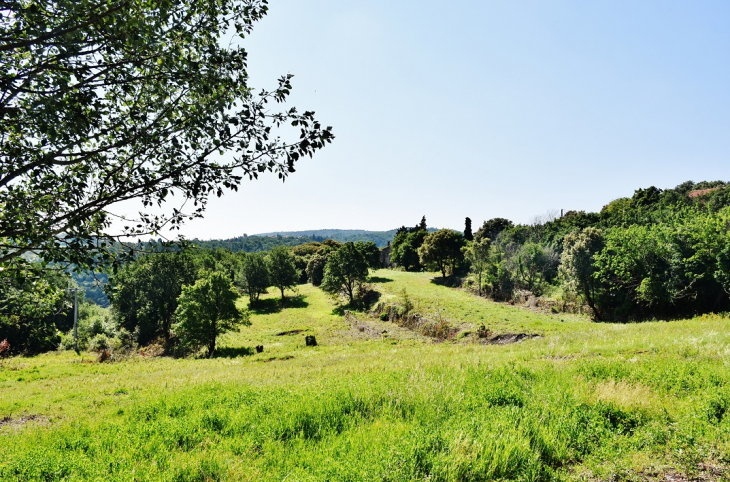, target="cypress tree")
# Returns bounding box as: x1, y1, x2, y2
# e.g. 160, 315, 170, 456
464, 217, 473, 241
